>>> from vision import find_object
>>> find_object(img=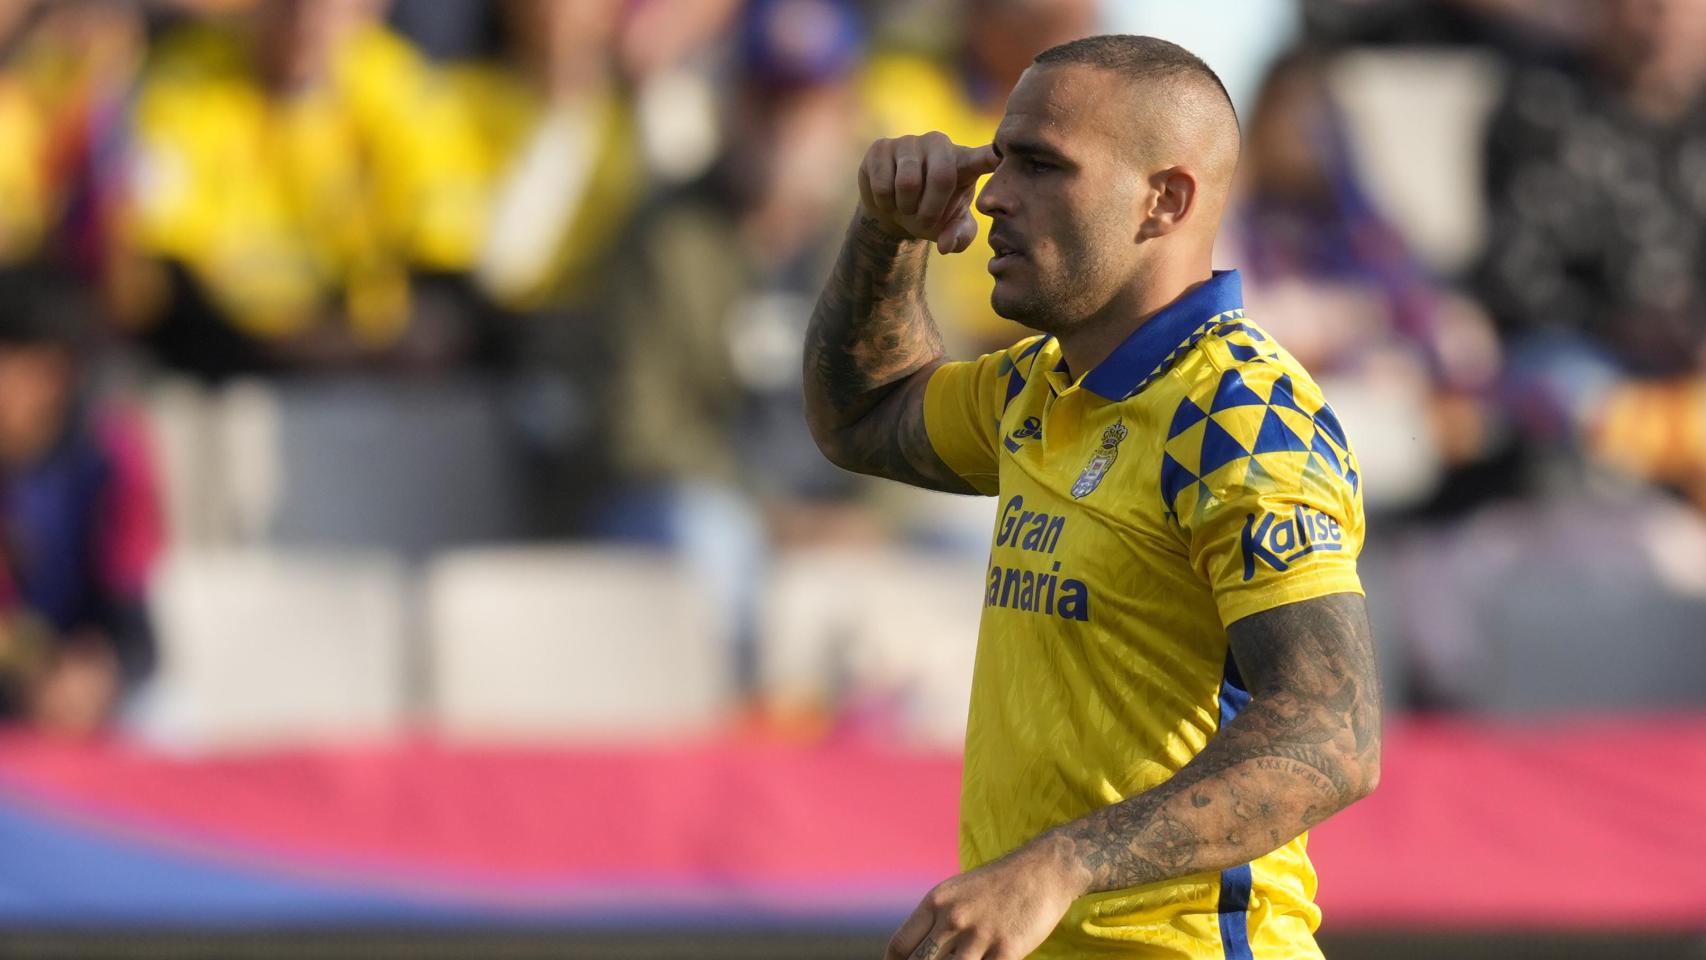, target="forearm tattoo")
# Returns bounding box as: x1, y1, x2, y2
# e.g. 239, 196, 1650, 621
806, 212, 937, 414
803, 211, 971, 493
1052, 593, 1382, 893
